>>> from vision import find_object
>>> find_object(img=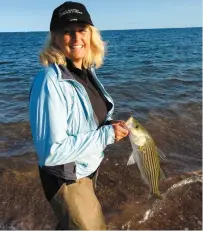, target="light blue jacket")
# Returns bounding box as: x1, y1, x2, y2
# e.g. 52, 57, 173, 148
29, 63, 115, 179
